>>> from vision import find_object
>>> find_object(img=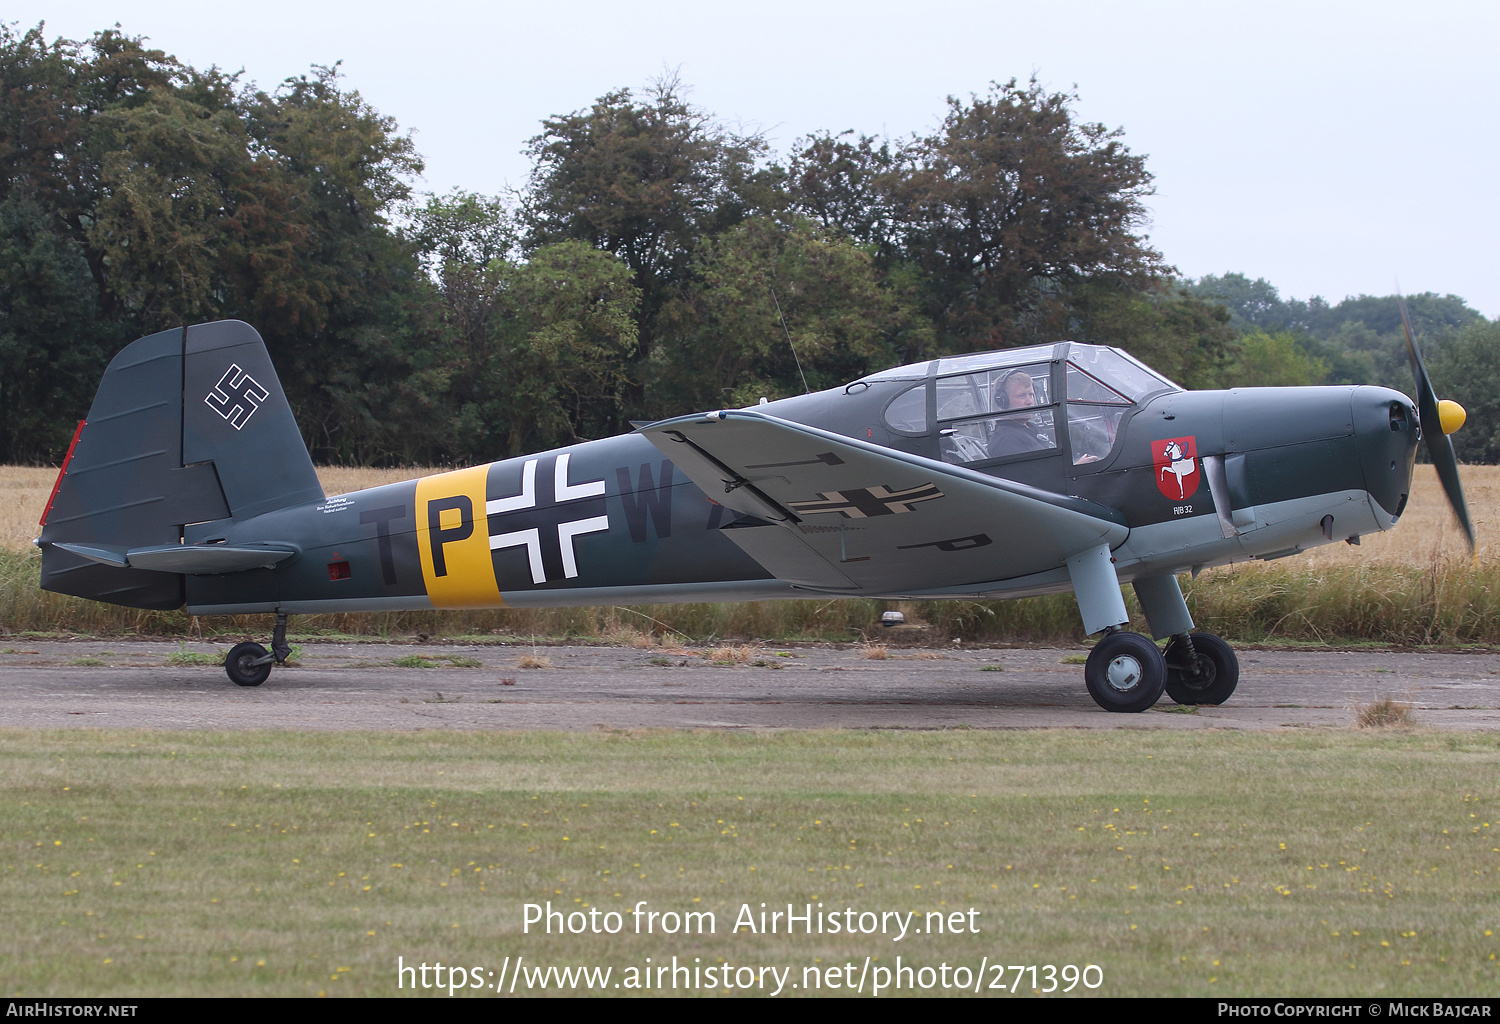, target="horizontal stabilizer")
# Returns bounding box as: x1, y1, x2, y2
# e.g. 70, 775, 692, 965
51, 542, 128, 568
639, 410, 1129, 594
51, 541, 296, 575
125, 544, 297, 574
